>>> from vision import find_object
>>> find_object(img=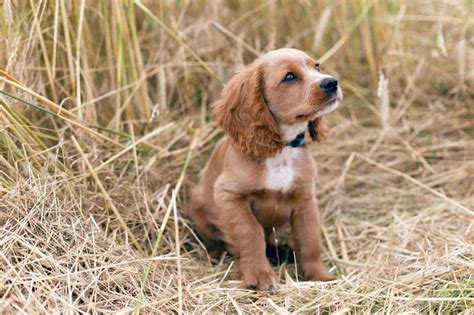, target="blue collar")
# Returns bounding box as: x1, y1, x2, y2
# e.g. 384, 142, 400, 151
286, 132, 305, 148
